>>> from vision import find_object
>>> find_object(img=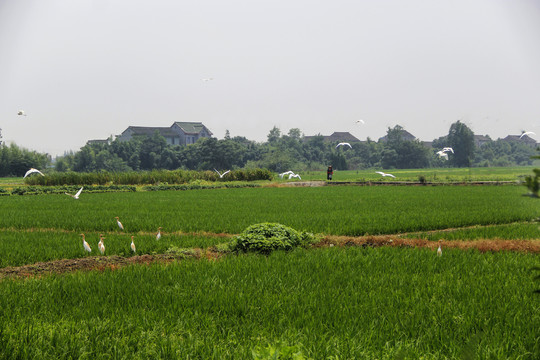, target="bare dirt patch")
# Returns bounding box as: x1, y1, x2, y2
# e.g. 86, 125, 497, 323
316, 235, 540, 253
0, 252, 195, 280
